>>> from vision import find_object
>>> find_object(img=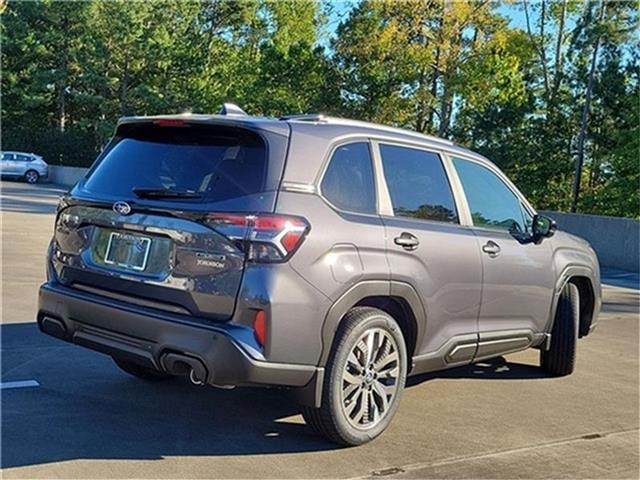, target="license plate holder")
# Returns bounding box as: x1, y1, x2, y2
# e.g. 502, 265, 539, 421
104, 232, 152, 272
